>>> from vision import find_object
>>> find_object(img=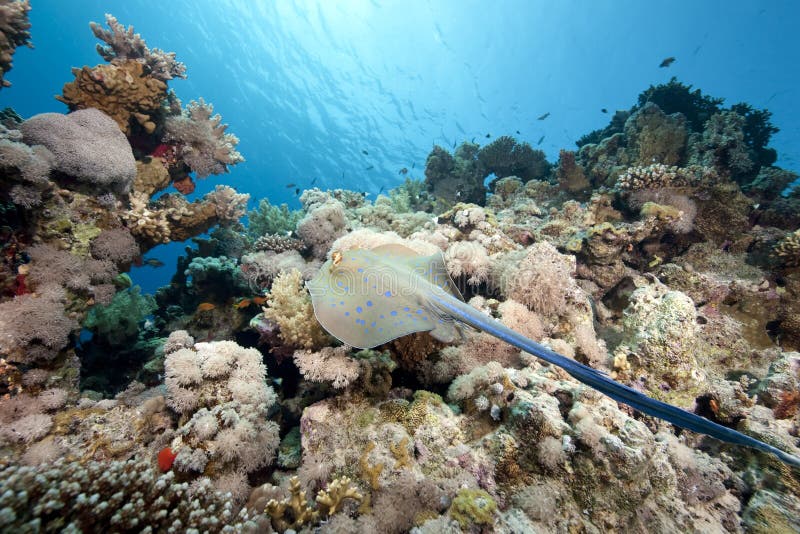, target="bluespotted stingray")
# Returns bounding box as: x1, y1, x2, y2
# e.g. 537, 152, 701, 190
307, 244, 800, 467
